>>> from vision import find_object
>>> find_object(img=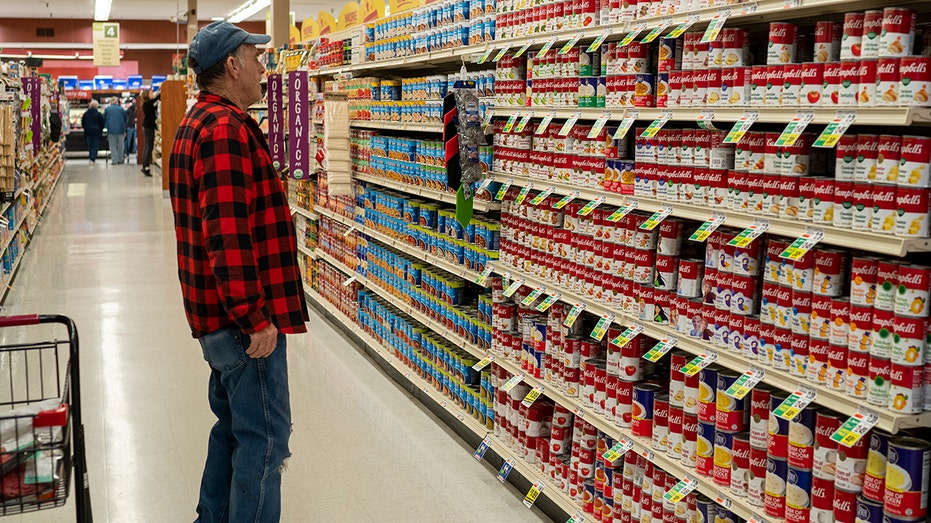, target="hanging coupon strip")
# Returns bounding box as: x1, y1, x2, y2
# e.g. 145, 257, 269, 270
639, 111, 674, 138
530, 186, 556, 205
643, 336, 678, 362
513, 40, 535, 58
830, 408, 881, 447
476, 265, 494, 285
536, 292, 562, 312
667, 14, 701, 39
566, 510, 587, 523
588, 113, 612, 138
521, 286, 546, 306
608, 199, 640, 222
620, 23, 649, 47
814, 111, 857, 148
611, 324, 645, 348
553, 191, 580, 209
514, 113, 534, 133
502, 278, 525, 297
725, 367, 766, 399
680, 352, 719, 377
697, 110, 719, 130
477, 46, 494, 64
773, 385, 818, 421
493, 45, 512, 62
613, 110, 640, 139
775, 110, 815, 147
727, 219, 770, 247
537, 36, 559, 58
578, 195, 607, 216
639, 205, 674, 230
779, 227, 825, 260
473, 355, 495, 371
473, 436, 491, 461
559, 33, 585, 55
689, 212, 727, 241
587, 30, 612, 52
723, 110, 761, 144
590, 313, 616, 341
558, 113, 582, 136
564, 303, 587, 327
701, 8, 732, 43
602, 438, 635, 464
503, 113, 519, 133
515, 182, 534, 205
495, 178, 514, 200
523, 480, 546, 508
642, 18, 673, 43
500, 373, 525, 392
535, 112, 556, 135
521, 385, 545, 407
663, 475, 699, 503
497, 457, 516, 482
